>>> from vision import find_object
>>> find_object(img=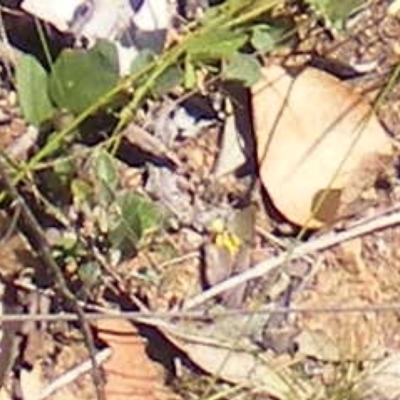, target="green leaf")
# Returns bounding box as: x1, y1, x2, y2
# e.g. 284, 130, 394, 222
187, 29, 247, 60
184, 56, 197, 89
94, 150, 118, 191
306, 0, 365, 30
250, 24, 286, 53
109, 194, 161, 253
93, 150, 118, 205
54, 231, 78, 252
130, 49, 155, 74
152, 65, 183, 96
78, 261, 101, 288
71, 178, 93, 205
54, 157, 75, 177
120, 193, 161, 239
201, 3, 224, 26
15, 54, 54, 126
222, 53, 262, 86
48, 40, 119, 114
